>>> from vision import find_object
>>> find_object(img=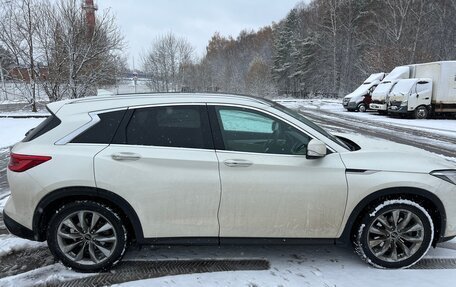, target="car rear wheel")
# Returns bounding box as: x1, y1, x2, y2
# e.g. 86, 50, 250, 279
354, 199, 433, 269
47, 201, 127, 272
